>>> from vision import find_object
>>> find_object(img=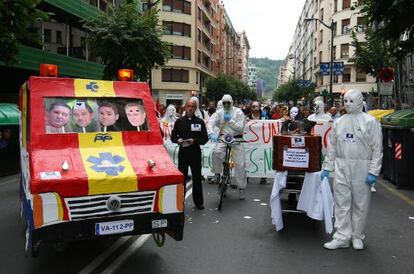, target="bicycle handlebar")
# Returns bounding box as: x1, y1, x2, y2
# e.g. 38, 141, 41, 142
218, 137, 246, 145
